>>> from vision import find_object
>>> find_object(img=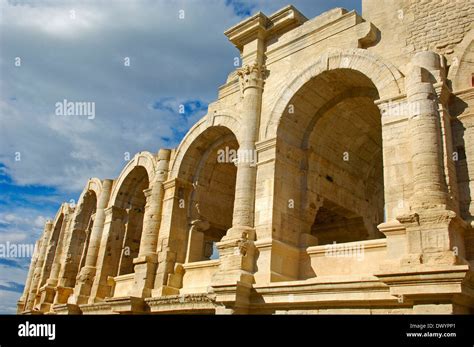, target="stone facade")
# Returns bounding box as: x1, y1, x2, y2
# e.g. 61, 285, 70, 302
18, 1, 474, 314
